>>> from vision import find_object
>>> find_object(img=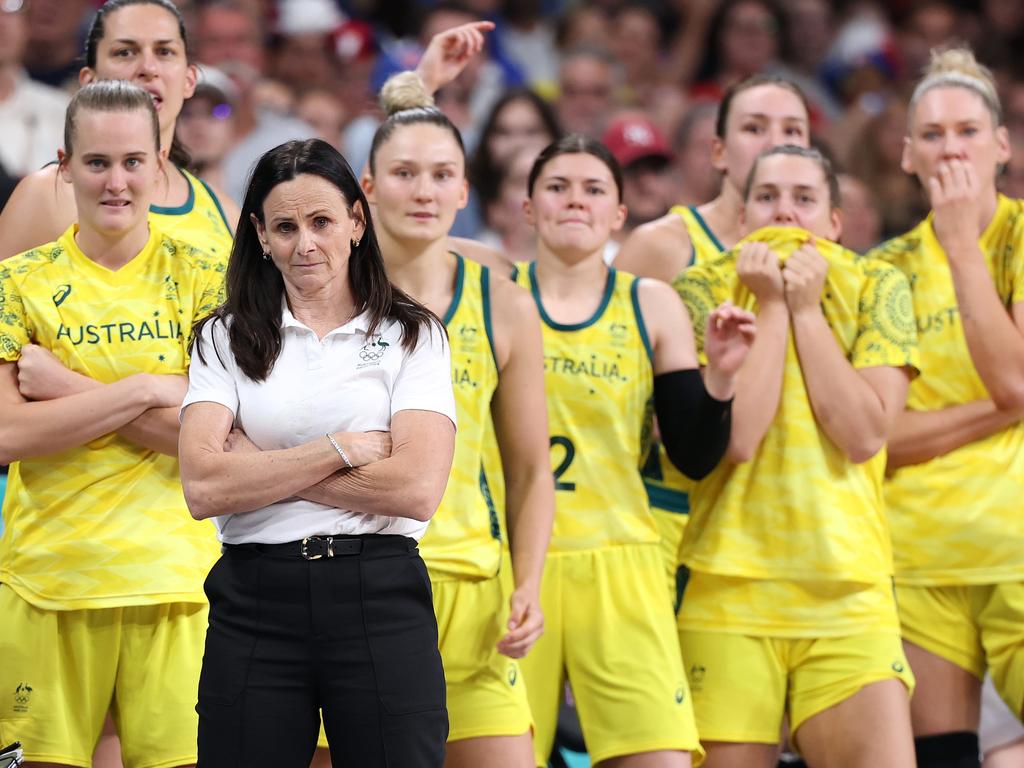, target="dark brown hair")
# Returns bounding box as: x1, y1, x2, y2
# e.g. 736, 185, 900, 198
85, 0, 192, 168
743, 144, 840, 209
714, 73, 810, 139
527, 133, 624, 200
193, 139, 445, 382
